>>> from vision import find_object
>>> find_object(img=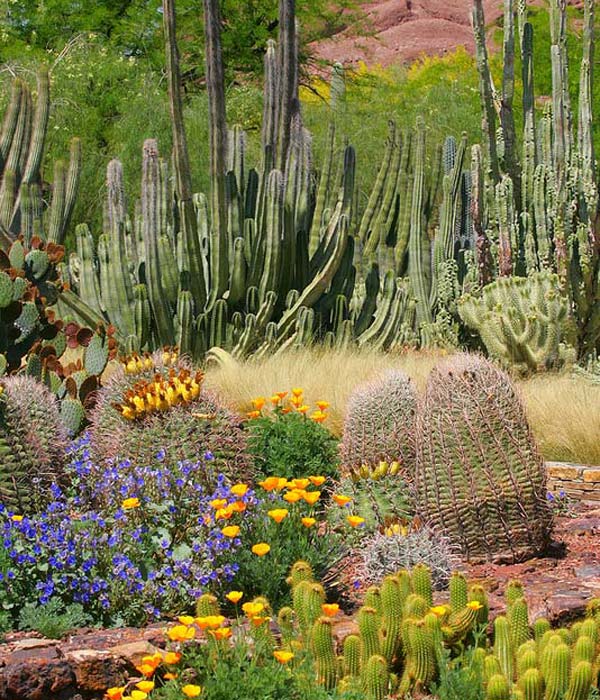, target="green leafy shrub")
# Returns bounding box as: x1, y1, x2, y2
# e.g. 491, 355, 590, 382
18, 600, 91, 639
245, 394, 340, 479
